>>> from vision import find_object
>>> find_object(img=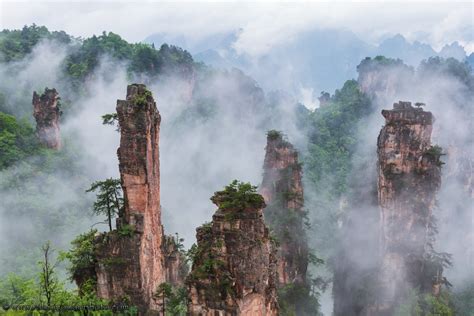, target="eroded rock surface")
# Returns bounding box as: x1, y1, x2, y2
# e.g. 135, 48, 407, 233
163, 234, 188, 286
260, 131, 308, 285
375, 101, 442, 314
95, 84, 165, 313
187, 182, 279, 316
32, 88, 61, 149
357, 57, 414, 105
